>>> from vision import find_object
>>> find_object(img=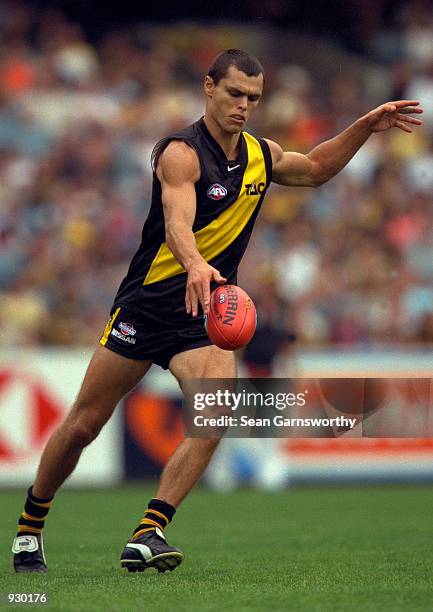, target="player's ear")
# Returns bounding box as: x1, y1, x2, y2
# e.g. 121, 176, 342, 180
204, 75, 214, 98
